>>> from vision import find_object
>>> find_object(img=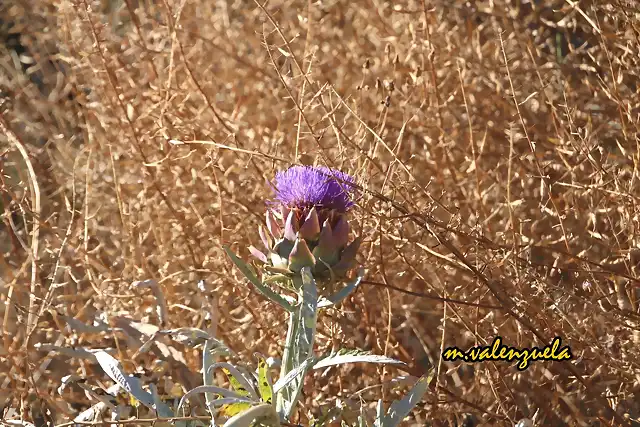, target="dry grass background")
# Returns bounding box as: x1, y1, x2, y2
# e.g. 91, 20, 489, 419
1, 0, 640, 425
